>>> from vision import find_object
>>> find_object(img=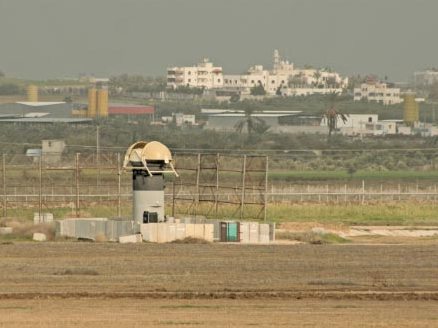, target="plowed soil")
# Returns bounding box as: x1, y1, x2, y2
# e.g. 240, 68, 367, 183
1, 242, 437, 327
